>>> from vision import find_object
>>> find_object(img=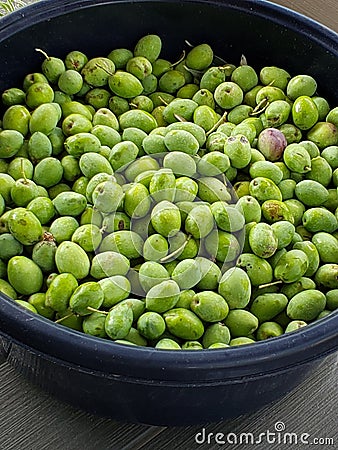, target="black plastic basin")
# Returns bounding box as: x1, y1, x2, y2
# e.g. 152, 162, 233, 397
0, 0, 337, 426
